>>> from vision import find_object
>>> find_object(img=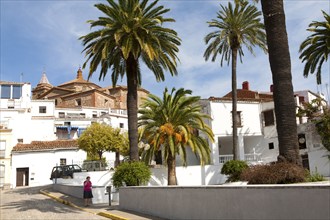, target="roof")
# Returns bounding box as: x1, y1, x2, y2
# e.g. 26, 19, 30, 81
210, 89, 273, 102
0, 81, 30, 85
12, 140, 78, 152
